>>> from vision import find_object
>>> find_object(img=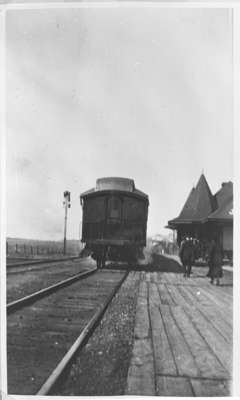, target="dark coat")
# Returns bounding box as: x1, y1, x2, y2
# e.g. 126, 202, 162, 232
208, 241, 223, 278
179, 240, 195, 266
